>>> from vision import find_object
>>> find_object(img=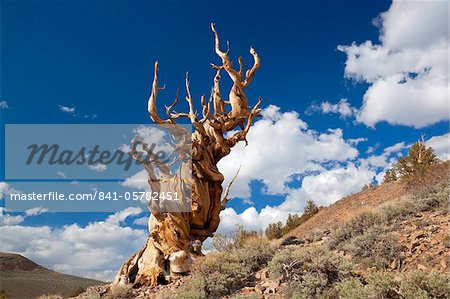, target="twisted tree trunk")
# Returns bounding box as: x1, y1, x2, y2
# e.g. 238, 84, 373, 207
114, 23, 262, 287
